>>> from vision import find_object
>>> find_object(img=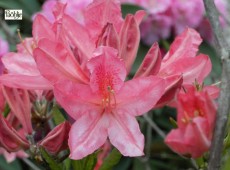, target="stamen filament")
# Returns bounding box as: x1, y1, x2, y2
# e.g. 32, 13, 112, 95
17, 29, 33, 56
